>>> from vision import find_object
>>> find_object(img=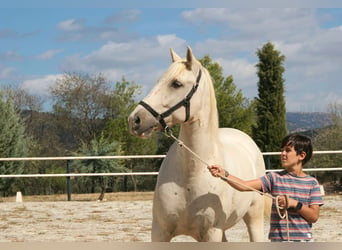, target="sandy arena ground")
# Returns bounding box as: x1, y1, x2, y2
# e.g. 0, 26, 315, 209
0, 193, 341, 242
